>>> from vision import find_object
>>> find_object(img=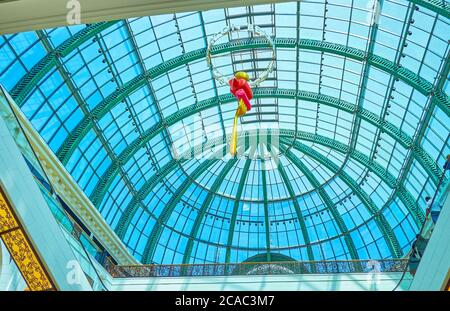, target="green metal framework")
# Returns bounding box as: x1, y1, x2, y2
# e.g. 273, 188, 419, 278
109, 128, 423, 261
277, 131, 424, 227
279, 149, 359, 260
35, 29, 143, 217
275, 158, 314, 261
141, 147, 226, 264
342, 0, 383, 184
225, 158, 252, 264
31, 34, 446, 215
32, 34, 445, 219
2, 0, 448, 264
261, 157, 273, 262
115, 135, 233, 239
396, 46, 450, 192
51, 38, 450, 168
360, 2, 415, 219
88, 88, 443, 209
10, 22, 118, 105
280, 138, 403, 258
114, 159, 179, 238
182, 158, 238, 264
